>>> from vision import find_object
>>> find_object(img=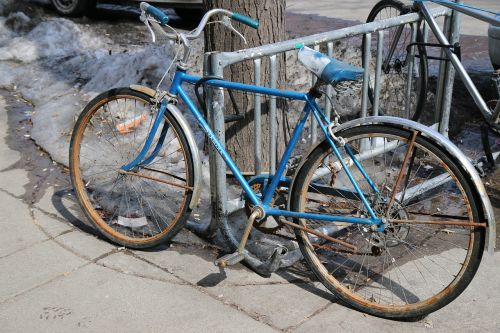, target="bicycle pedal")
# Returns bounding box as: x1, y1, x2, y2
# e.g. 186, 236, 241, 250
214, 252, 245, 268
